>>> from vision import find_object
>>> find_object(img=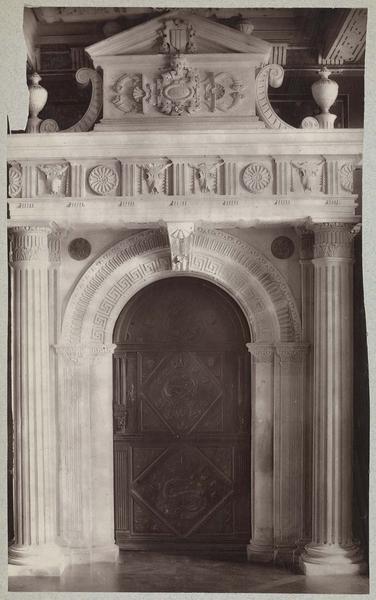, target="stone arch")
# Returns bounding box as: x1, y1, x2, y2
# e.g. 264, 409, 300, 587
61, 228, 301, 346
